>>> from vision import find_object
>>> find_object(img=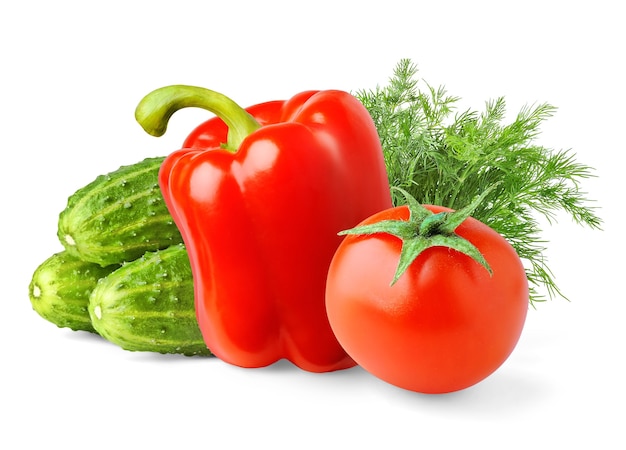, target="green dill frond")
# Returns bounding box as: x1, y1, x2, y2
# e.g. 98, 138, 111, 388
355, 58, 603, 306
